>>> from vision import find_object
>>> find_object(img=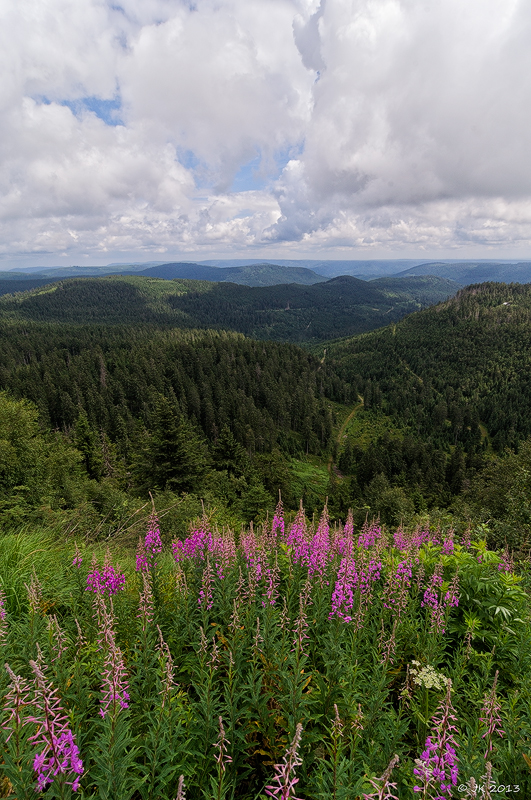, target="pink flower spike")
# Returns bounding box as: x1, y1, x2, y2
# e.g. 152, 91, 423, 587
413, 681, 459, 798
480, 670, 505, 758
86, 558, 125, 596
27, 659, 83, 793
72, 542, 83, 568
265, 723, 304, 800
